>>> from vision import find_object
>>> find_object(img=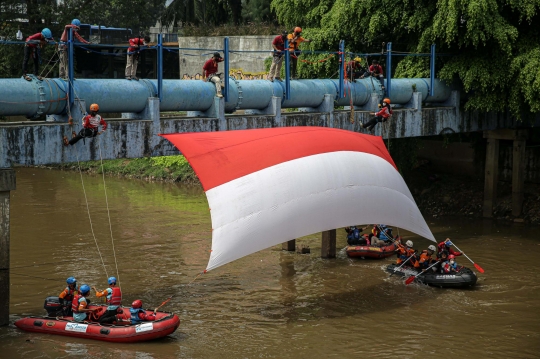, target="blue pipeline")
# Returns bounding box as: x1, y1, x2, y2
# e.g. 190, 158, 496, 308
0, 77, 451, 117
